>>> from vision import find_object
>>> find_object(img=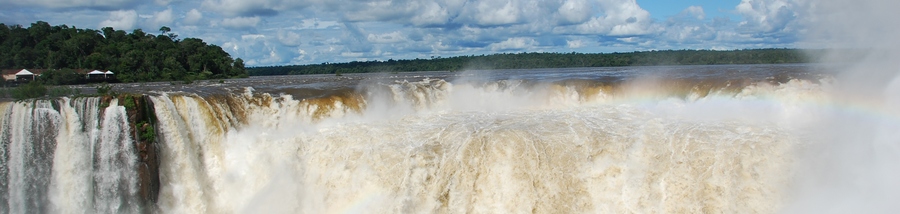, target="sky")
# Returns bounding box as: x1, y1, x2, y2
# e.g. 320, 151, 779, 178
0, 0, 816, 67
